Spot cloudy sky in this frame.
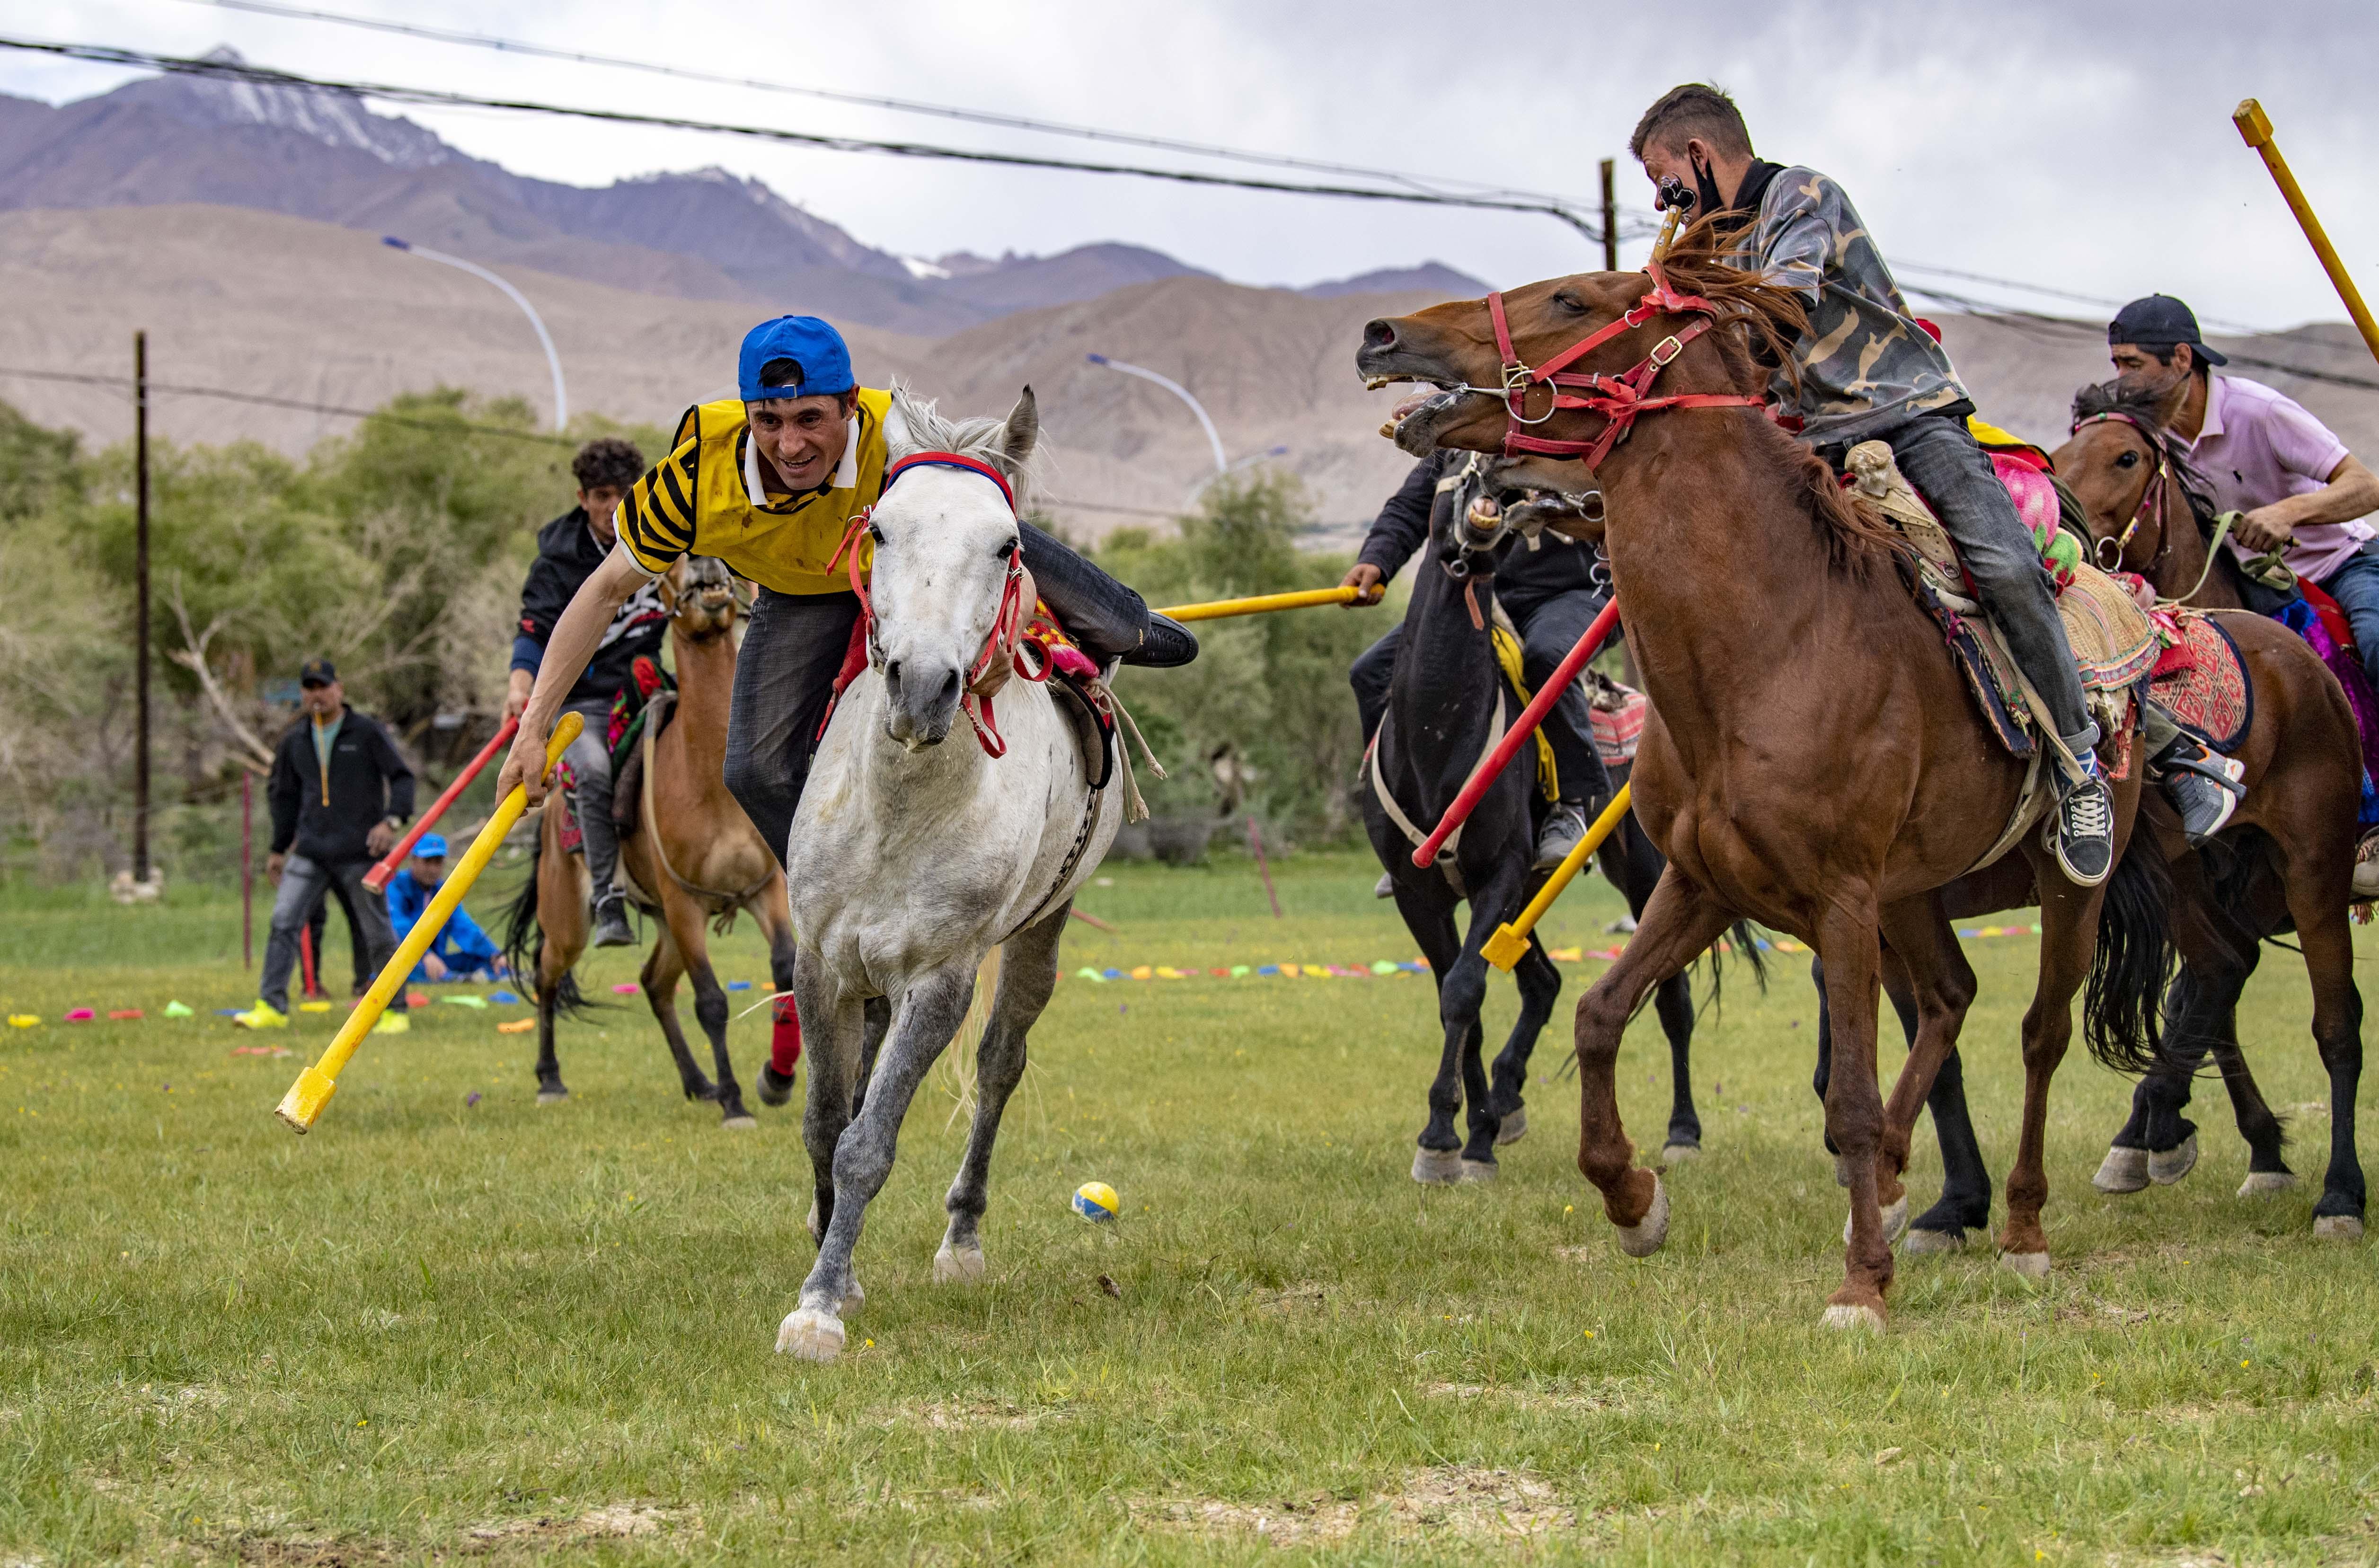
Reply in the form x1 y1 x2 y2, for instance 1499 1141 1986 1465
7 0 2378 332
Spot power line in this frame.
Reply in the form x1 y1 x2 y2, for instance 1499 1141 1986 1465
171 0 1619 213
0 364 579 443
1896 286 2379 394
0 35 1627 242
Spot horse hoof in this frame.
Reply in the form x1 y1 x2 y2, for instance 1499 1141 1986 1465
720 1112 758 1130
933 1242 986 1284
1457 1158 1498 1184
1615 1177 1669 1258
2092 1146 2149 1194
1661 1141 1701 1165
1494 1107 1528 1146
1843 1193 1910 1247
2313 1214 2365 1242
775 1306 845 1361
757 1063 795 1108
1412 1147 1463 1185
2236 1171 2297 1197
2148 1131 2198 1186
1820 1303 1885 1333
536 1085 569 1105
1998 1250 2052 1280
1902 1226 1968 1255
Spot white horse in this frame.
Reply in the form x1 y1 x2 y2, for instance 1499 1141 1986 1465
775 384 1125 1363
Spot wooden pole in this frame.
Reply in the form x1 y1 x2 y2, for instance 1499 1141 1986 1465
241 768 253 970
1156 585 1363 623
133 330 151 884
1482 784 1631 971
1599 158 1619 272
2234 99 2379 367
1246 814 1282 919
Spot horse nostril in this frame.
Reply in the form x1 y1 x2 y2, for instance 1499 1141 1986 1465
1363 319 1397 351
937 669 961 707
884 659 902 693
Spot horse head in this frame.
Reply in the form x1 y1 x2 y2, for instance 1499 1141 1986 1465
2051 379 2218 577
869 382 1038 750
662 555 740 642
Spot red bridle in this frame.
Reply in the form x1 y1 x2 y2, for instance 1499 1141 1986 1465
1481 261 1765 467
829 450 1045 758
2069 411 2174 573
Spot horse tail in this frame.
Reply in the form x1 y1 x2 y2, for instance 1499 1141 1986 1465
2083 830 2176 1075
499 818 597 1021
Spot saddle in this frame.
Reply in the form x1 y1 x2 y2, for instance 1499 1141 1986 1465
1583 669 1647 765
610 687 676 838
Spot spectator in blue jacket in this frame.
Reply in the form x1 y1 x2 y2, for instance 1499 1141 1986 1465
384 834 506 984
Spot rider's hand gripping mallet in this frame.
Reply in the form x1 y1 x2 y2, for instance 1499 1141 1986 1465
1156 585 1366 622
1480 784 1632 972
274 712 582 1135
362 716 519 892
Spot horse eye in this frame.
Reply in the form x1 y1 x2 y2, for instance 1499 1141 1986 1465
996 537 1018 561
2115 451 2138 468
867 521 884 544
1552 292 1586 315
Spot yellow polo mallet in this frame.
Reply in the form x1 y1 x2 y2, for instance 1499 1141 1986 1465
274 711 583 1134
2235 99 2379 368
1157 585 1366 623
1480 783 1632 972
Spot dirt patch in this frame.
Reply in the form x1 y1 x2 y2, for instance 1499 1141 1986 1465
895 1400 1064 1432
230 1503 691 1563
1422 1380 1622 1414
1141 1496 1361 1547
1555 1246 1596 1263
1250 1282 1334 1314
1139 1465 1573 1545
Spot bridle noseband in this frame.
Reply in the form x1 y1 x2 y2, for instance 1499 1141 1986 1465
830 450 1044 758
1472 261 1766 467
2070 411 2173 573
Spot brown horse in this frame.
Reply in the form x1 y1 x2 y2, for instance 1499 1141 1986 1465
503 555 796 1126
1357 224 2174 1328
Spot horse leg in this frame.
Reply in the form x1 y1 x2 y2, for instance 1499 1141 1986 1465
532 829 587 1105
1486 932 1563 1148
1862 898 1979 1254
1654 974 1701 1160
1452 861 1532 1174
1392 879 1471 1184
937 903 1068 1283
651 884 750 1127
639 918 716 1104
2283 879 2367 1238
1907 1045 1996 1249
1998 861 2108 1278
753 888 801 1108
1575 867 1736 1253
790 959 864 1253
778 959 976 1362
851 995 892 1121
1813 895 1893 1331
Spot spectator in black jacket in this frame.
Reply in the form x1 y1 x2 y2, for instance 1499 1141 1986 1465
1342 452 1612 877
506 437 666 948
234 658 416 1031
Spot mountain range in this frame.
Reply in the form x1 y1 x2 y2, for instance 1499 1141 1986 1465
0 52 1487 335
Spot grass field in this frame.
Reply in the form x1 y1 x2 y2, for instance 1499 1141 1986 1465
2 850 2376 1565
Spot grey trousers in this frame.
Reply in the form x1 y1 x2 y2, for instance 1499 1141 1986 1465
261 854 401 1015
560 696 620 896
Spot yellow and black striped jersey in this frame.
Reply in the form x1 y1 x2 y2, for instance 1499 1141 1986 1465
616 388 890 595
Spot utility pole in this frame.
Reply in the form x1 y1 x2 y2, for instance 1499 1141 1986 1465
1599 159 1619 271
133 330 152 885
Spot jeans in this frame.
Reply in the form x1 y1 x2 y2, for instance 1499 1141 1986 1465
2317 540 2379 698
261 854 401 1015
559 696 620 897
725 521 1153 867
1885 413 2097 758
1349 586 1614 805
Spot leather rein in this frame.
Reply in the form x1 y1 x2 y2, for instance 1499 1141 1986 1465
1473 261 1766 466
829 450 1047 758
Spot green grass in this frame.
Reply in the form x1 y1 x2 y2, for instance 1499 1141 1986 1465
3 851 2376 1565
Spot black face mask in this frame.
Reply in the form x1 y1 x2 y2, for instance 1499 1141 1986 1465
1690 152 1728 215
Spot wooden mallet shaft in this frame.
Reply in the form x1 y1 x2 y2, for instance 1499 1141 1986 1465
1157 585 1364 622
363 716 519 892
275 712 581 1135
1482 784 1632 972
2234 99 2379 369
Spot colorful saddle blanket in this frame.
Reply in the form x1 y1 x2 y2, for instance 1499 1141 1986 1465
2148 609 2252 754
1583 670 1647 765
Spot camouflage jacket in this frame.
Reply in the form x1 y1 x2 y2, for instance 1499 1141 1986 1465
1724 166 1968 445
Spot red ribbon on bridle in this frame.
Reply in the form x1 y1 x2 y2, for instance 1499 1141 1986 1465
1479 260 1765 467
828 450 1044 758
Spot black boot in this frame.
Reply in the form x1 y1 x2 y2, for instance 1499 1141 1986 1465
1121 612 1199 669
2151 733 2246 845
590 891 636 949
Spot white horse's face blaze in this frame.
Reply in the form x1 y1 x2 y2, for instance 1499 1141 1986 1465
868 467 1019 749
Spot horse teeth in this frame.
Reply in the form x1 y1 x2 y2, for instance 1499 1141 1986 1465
1365 375 1400 391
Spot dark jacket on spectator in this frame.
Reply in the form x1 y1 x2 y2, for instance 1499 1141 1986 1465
267 706 415 864
1354 452 1601 618
511 509 670 708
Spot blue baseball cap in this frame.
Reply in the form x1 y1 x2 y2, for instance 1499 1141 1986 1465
739 316 855 403
412 834 449 859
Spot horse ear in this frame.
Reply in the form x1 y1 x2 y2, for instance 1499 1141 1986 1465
883 399 913 457
1000 386 1039 469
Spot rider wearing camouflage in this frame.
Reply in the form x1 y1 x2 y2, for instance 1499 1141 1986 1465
1631 83 2118 883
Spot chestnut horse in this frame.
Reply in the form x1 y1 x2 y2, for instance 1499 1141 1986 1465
502 555 797 1126
1357 222 2176 1327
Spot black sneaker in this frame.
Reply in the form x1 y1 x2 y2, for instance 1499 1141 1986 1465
2153 736 2246 844
1121 612 1199 669
1533 802 1592 871
590 892 637 949
2050 774 2115 887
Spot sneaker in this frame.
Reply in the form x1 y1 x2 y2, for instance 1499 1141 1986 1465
2050 774 2115 887
230 1000 289 1030
1373 872 1396 899
371 1012 411 1037
591 893 637 950
2152 736 2246 845
2355 856 2379 900
1533 802 1592 871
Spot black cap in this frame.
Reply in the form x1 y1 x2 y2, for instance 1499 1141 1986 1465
298 656 338 687
2108 294 2227 366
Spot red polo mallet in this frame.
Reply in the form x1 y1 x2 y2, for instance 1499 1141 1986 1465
363 718 519 892
1410 597 1622 869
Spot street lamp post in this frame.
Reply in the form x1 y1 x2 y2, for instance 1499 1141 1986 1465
1186 444 1290 504
382 237 568 432
1084 352 1225 473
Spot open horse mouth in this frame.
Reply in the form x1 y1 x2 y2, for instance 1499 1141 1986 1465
1358 319 1490 457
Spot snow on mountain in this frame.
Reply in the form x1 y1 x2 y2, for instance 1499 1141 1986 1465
141 47 457 169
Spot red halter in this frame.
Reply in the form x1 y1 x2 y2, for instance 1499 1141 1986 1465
1482 261 1765 467
828 451 1044 758
2069 411 2175 573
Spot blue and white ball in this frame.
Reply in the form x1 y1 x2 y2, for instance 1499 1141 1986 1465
1071 1180 1120 1222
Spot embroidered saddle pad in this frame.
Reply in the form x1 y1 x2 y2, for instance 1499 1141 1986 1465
2149 609 2252 754
1584 669 1647 765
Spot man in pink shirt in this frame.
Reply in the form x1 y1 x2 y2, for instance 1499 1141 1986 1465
2109 295 2379 692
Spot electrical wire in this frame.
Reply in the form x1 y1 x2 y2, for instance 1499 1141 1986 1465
0 364 579 444
0 35 1627 242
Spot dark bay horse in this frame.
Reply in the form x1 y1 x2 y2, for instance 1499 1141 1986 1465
1359 223 2177 1327
503 556 797 1126
1817 383 2365 1246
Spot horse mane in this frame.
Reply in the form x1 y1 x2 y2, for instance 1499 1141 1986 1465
2071 379 2222 536
885 379 1043 497
1645 216 1906 577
